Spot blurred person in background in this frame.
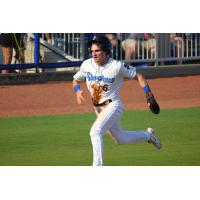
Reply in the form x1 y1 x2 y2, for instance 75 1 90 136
105 33 125 60
0 33 13 74
0 33 26 74
170 33 184 65
121 33 156 64
45 33 53 44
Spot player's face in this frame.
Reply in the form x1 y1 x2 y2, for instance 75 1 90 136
91 44 107 66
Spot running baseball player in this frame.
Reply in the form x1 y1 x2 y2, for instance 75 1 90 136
72 35 161 166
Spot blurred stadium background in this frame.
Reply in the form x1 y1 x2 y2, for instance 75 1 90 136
1 33 200 84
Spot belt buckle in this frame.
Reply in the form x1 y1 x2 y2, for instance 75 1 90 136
104 100 110 106
93 99 112 107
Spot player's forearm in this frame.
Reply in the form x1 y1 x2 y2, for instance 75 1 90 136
72 79 81 91
72 79 80 87
135 73 148 88
72 79 84 104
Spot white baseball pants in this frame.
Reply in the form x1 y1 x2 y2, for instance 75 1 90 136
90 100 151 166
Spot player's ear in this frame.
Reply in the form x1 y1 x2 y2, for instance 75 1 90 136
88 47 92 54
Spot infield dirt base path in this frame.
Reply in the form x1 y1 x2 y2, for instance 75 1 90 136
0 75 200 118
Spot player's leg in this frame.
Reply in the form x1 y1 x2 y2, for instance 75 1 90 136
89 101 123 166
109 121 150 144
109 122 161 149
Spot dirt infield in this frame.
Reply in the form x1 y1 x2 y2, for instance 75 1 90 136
0 75 200 118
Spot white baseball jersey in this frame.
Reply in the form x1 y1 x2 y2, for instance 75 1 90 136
73 57 137 105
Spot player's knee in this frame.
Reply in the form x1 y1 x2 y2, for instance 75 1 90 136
89 124 103 138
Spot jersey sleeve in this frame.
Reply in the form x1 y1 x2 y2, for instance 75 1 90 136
118 61 137 79
73 62 86 82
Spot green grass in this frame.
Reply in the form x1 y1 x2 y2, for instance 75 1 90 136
0 107 200 166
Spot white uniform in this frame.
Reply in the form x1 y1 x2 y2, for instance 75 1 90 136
73 57 151 166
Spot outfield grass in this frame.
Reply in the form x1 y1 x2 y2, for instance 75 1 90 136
0 107 200 166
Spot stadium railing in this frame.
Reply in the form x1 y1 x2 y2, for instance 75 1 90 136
0 33 200 73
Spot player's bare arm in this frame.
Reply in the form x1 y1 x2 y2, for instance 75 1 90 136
135 72 148 88
135 72 160 114
135 72 153 96
72 79 85 105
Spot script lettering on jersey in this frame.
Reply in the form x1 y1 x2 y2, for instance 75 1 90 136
87 72 115 83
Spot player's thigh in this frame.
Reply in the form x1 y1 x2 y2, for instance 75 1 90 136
93 102 123 134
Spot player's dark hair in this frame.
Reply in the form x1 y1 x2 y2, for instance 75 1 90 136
88 35 112 55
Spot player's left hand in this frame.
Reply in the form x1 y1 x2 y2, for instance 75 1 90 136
146 92 160 114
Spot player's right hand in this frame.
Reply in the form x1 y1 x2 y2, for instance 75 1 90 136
76 90 85 104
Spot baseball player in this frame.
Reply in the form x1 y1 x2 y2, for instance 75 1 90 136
72 35 161 166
